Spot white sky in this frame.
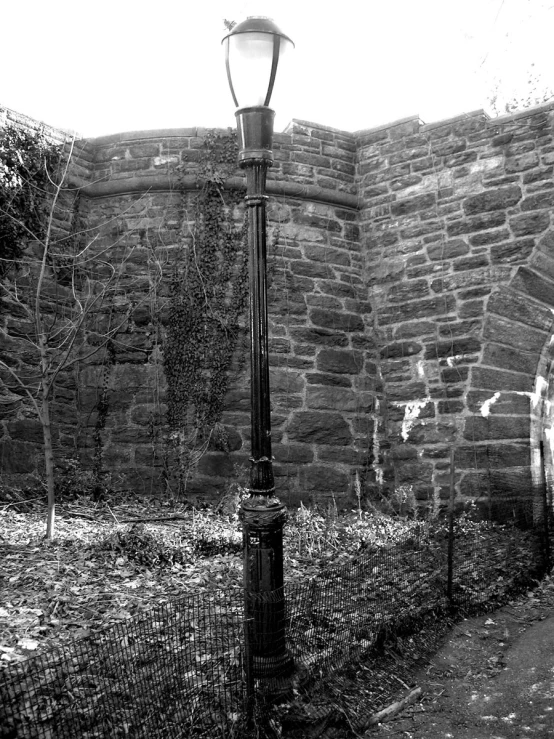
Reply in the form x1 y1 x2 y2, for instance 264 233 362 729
1 0 553 138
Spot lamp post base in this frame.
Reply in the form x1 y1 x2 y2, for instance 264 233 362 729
241 496 293 679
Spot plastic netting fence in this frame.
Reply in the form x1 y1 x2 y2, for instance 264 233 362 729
1 492 551 739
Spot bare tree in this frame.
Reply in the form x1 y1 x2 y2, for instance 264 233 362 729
0 130 151 538
488 64 554 116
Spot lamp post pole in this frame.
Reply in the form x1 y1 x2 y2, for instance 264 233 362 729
222 18 294 680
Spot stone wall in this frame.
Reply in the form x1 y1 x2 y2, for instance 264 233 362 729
2 102 554 513
358 106 554 515
70 122 372 504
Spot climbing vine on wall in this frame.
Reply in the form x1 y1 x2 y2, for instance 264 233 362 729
163 130 249 494
0 123 61 278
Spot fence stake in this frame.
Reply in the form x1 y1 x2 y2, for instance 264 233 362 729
447 446 455 604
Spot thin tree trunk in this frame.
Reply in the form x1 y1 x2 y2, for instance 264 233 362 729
42 383 56 540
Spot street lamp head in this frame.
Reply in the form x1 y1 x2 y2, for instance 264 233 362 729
222 16 294 110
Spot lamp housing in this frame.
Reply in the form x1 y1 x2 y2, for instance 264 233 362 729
222 16 294 109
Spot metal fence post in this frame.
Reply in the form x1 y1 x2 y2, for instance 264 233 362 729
447 446 456 604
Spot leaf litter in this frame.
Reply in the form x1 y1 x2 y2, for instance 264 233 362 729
0 494 548 738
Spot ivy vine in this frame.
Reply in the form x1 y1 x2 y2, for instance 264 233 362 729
93 339 116 484
0 123 61 278
163 130 249 495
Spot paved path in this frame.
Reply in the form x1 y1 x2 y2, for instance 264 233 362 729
373 579 554 738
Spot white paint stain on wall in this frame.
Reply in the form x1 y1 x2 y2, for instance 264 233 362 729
372 397 384 485
530 375 548 409
402 399 429 441
480 376 549 418
480 392 500 417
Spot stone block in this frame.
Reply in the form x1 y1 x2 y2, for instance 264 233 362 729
469 229 510 246
425 337 481 359
0 440 39 473
110 427 153 444
268 338 292 354
431 139 466 157
286 411 352 445
272 444 314 463
505 152 540 172
510 266 554 307
390 174 423 191
463 185 521 215
391 443 418 461
289 260 335 279
438 399 465 414
303 244 351 267
509 211 550 236
440 366 470 384
490 238 535 264
459 300 484 318
380 341 422 359
447 211 506 236
309 309 364 332
269 369 305 394
453 254 490 271
427 239 469 260
317 447 367 465
455 443 529 470
466 390 530 416
306 372 352 387
290 327 349 347
103 445 132 466
318 280 358 299
390 192 436 216
380 295 456 325
482 342 539 375
197 453 235 478
316 348 363 374
393 321 436 339
129 404 166 426
522 166 553 184
7 419 44 444
387 279 430 303
488 288 553 331
520 189 554 211
431 266 511 294
471 366 533 393
463 415 531 441
536 228 554 260
129 144 160 158
492 133 513 147
386 381 427 402
298 464 349 492
406 421 459 445
307 386 373 411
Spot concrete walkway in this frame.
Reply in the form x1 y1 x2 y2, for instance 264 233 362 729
373 579 554 738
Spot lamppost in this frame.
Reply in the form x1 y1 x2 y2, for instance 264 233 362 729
222 17 294 680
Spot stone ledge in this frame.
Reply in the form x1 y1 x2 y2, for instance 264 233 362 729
71 173 361 210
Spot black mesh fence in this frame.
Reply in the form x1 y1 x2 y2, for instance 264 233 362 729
2 486 552 739
0 590 247 739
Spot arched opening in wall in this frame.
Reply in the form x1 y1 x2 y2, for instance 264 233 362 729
532 332 554 524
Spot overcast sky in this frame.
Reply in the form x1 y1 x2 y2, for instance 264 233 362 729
2 0 552 138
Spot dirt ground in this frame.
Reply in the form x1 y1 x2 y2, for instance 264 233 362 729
373 577 554 738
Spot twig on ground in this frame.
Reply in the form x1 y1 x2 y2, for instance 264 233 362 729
105 503 120 525
1 498 44 510
364 687 422 729
119 516 190 523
